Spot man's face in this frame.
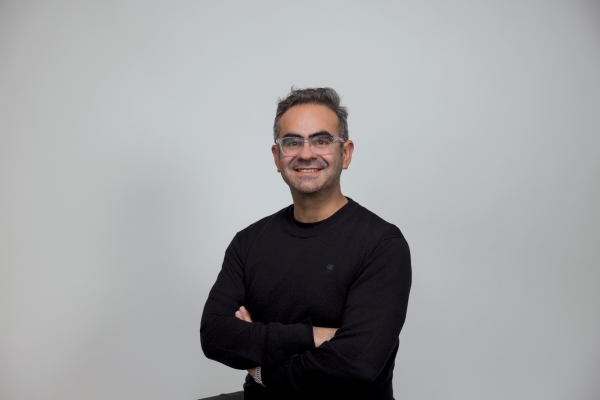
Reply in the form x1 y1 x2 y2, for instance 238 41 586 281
272 104 353 196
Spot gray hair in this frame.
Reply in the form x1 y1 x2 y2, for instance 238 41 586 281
273 87 349 142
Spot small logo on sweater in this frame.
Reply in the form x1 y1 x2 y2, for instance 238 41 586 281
326 264 334 272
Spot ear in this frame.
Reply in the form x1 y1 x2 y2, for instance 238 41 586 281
342 139 354 170
271 144 281 172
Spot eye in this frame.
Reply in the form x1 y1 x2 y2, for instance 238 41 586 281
312 136 333 147
282 138 302 147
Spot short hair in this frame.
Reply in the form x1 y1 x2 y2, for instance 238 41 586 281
273 87 349 142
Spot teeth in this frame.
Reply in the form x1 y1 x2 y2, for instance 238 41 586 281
297 169 319 172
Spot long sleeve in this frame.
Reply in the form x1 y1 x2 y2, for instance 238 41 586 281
260 236 411 393
200 233 315 370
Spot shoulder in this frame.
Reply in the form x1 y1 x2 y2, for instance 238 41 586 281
348 201 411 278
349 199 407 245
229 205 288 251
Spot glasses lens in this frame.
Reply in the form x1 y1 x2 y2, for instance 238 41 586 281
280 137 304 155
310 135 334 155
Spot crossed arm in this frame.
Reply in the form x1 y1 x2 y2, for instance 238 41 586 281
234 306 338 378
201 235 411 392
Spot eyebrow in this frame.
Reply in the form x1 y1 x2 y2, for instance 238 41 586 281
282 131 332 138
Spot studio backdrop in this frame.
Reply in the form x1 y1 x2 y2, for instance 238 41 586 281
1 1 599 399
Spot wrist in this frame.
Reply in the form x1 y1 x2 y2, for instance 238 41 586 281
252 366 265 387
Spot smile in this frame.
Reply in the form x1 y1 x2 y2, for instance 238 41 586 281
295 168 321 172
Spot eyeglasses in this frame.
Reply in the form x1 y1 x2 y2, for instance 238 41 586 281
275 135 345 156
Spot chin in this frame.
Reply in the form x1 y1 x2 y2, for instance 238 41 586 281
291 183 321 194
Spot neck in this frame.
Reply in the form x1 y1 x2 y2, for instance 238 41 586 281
291 185 348 223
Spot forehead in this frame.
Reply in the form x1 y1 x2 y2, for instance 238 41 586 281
278 104 339 138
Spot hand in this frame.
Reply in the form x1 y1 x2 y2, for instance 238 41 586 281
313 326 338 347
234 307 257 376
235 306 253 323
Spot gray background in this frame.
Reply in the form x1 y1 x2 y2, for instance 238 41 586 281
1 1 599 399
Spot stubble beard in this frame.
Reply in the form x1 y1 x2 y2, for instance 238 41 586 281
282 156 342 197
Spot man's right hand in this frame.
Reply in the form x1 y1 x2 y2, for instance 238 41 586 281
235 306 253 323
234 306 338 347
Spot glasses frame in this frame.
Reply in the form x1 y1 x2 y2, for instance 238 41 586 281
275 135 346 156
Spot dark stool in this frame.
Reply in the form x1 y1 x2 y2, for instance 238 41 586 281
198 391 244 400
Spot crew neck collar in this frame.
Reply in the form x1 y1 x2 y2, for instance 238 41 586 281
281 197 357 238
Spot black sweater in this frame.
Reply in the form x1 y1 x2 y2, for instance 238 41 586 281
200 198 411 400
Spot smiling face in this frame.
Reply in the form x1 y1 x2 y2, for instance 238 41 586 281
272 103 353 197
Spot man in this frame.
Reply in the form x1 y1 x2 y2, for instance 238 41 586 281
200 87 411 399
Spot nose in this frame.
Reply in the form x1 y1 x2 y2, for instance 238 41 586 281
297 139 317 159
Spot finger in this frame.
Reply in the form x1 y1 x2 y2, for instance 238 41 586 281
241 306 253 322
241 310 252 322
235 311 243 320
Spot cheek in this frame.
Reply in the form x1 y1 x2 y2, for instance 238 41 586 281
325 155 342 169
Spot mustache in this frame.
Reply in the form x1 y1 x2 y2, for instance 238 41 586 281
289 159 328 169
